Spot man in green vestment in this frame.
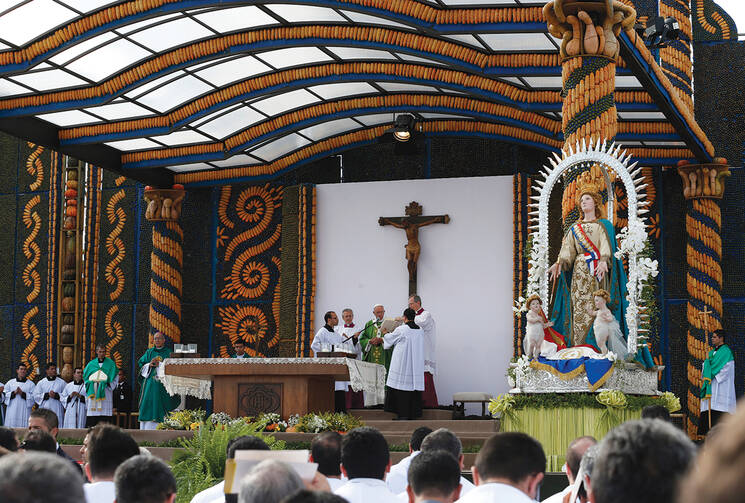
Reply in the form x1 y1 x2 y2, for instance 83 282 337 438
698 330 735 435
359 305 393 407
137 332 179 430
83 344 118 427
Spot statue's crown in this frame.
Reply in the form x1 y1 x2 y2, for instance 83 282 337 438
575 172 603 199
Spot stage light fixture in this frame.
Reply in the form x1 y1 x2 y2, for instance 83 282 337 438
643 16 680 48
386 114 416 142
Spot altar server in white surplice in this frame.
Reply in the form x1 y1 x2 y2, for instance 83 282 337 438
383 308 424 420
3 363 36 428
61 367 87 428
312 310 361 412
34 362 67 427
409 295 438 407
338 308 364 409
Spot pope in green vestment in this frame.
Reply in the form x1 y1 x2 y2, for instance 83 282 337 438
359 306 393 373
138 332 179 424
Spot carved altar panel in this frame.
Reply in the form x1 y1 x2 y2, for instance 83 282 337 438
238 383 282 416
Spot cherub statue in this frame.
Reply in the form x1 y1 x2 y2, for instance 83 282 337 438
589 289 628 359
524 294 555 360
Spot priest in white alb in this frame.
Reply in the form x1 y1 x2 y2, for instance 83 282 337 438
3 362 36 428
34 362 67 427
61 366 87 428
383 307 424 420
338 308 364 409
409 295 438 407
311 311 361 412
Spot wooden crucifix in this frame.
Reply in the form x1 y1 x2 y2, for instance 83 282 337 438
379 201 450 296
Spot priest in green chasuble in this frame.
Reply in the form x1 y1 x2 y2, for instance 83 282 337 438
137 331 179 430
359 304 392 406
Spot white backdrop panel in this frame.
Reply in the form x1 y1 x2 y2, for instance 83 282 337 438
315 176 514 411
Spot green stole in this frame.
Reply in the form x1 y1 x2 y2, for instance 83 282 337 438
83 357 118 400
359 319 392 371
700 344 734 399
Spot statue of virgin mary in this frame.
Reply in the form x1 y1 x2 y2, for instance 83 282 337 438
547 177 654 368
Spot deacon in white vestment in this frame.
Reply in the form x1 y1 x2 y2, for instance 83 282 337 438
34 362 67 427
336 478 399 503
459 482 535 503
61 367 87 428
383 309 424 420
311 310 361 412
409 295 438 407
3 363 36 428
386 450 420 494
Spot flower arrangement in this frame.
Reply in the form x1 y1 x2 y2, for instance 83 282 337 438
658 391 681 413
158 410 363 433
596 389 628 408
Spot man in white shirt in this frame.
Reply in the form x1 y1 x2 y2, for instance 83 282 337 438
459 432 545 503
311 311 361 412
543 436 596 503
406 450 463 503
387 426 433 494
409 295 438 407
190 435 270 503
3 363 36 428
34 362 67 427
310 431 346 491
83 423 141 503
335 426 399 503
233 339 250 359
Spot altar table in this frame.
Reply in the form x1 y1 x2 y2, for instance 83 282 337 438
160 357 385 418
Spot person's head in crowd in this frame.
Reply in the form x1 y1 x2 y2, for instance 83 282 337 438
409 426 433 453
576 444 600 503
239 459 304 503
640 405 671 422
710 329 725 348
117 369 126 384
228 435 270 459
73 367 84 384
310 431 342 478
45 362 58 380
679 405 745 503
407 450 462 503
324 311 338 327
114 454 176 503
472 432 545 500
29 408 60 439
421 428 464 469
233 339 246 357
340 426 390 480
20 430 57 453
15 362 27 381
96 343 107 361
0 452 84 503
80 428 92 465
565 436 596 484
0 427 18 452
280 489 349 503
86 424 140 483
590 419 695 503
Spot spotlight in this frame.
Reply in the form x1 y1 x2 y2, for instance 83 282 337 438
644 16 680 48
385 114 416 142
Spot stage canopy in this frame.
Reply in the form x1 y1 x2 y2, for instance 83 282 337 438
0 0 714 186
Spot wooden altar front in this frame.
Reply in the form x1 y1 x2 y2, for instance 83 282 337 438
163 359 351 418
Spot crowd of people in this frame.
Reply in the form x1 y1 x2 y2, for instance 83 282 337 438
0 400 743 503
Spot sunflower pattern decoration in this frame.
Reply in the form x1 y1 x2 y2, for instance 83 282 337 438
215 184 283 358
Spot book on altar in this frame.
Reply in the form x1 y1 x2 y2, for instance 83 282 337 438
223 450 317 493
380 318 403 333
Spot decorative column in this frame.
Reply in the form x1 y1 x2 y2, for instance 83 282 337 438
143 188 185 345
544 0 637 226
676 158 730 437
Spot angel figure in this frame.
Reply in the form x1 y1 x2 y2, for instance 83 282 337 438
524 294 566 360
590 289 628 359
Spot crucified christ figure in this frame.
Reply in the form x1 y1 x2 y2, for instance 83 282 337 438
379 202 450 295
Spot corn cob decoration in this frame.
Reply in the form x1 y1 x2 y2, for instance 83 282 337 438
296 185 316 357
144 187 186 345
660 0 693 112
676 159 730 437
